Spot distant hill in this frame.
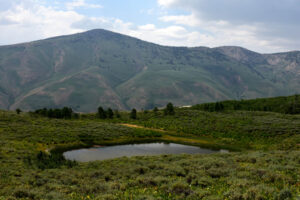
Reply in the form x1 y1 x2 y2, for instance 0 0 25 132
0 29 299 112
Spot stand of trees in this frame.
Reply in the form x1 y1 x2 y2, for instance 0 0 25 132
32 102 178 120
199 102 225 112
34 107 75 119
97 107 120 119
192 95 300 114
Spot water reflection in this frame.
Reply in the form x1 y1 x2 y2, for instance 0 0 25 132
64 143 226 162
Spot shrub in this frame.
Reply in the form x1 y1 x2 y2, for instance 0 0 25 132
206 167 229 178
14 189 35 199
275 189 292 200
243 185 275 200
33 151 77 170
194 176 213 187
134 167 148 175
169 181 191 195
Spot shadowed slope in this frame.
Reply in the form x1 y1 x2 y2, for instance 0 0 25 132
0 29 299 112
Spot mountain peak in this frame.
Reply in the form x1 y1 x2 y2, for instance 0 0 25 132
0 30 299 112
214 46 266 64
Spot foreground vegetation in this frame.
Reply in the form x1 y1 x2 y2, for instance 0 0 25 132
0 97 300 199
122 109 300 151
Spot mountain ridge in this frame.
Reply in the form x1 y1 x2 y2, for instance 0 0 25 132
2 29 300 54
0 29 299 112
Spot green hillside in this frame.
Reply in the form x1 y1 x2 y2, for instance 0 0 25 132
192 94 300 114
0 29 300 112
0 95 299 199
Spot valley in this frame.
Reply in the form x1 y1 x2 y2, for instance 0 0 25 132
0 96 299 199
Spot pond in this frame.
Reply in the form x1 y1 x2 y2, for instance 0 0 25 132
63 142 228 162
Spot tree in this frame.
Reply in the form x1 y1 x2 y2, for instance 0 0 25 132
16 108 22 115
53 109 62 119
233 102 241 110
164 102 175 115
214 102 224 112
47 109 54 118
107 108 114 119
114 110 121 118
41 108 48 117
73 113 80 119
62 107 73 119
153 107 159 113
130 108 137 119
203 104 210 111
98 106 106 119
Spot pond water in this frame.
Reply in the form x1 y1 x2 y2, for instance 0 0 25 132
63 142 228 162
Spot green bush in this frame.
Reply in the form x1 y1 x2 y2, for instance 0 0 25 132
169 181 191 195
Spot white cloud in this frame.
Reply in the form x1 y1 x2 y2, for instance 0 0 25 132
157 0 177 7
0 0 298 53
128 24 203 47
139 24 156 31
159 13 283 52
160 14 200 27
65 0 102 10
0 0 203 48
156 0 300 53
0 1 85 45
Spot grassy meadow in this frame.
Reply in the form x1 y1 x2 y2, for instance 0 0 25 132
0 97 299 199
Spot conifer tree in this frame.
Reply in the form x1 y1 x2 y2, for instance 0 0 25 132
164 102 175 115
130 108 137 119
98 106 107 119
107 108 114 119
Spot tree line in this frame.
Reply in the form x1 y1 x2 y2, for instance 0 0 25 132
192 95 300 114
97 102 175 120
30 102 176 120
97 107 120 119
34 107 78 119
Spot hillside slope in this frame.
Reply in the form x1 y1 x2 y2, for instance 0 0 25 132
0 29 299 112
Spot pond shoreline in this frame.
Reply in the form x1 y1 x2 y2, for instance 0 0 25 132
49 134 240 160
63 142 229 162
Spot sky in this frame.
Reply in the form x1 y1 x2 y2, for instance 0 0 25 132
0 0 299 53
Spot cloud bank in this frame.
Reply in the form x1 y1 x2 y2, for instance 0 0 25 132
157 0 300 52
0 0 299 53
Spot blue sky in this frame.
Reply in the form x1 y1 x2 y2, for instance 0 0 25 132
0 0 299 53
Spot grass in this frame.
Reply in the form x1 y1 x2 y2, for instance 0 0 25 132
119 109 300 151
0 106 299 199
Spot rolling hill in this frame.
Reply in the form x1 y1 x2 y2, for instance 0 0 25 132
0 29 299 112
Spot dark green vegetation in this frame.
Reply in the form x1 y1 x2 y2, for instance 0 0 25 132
0 96 299 199
193 95 300 114
130 108 137 119
164 103 175 115
34 107 76 119
124 110 300 152
97 107 115 119
0 29 300 112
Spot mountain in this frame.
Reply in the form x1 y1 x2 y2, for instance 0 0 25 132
0 29 299 112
